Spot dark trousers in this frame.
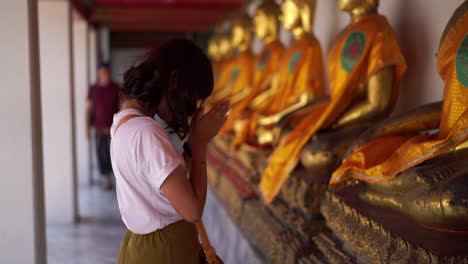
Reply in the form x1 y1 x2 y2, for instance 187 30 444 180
95 134 112 176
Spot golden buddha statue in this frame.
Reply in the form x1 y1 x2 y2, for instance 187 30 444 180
219 0 286 135
207 35 222 87
328 0 468 232
207 14 255 107
207 35 220 62
259 0 408 205
210 32 235 96
232 0 326 149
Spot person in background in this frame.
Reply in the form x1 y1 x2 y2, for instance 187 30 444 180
86 62 121 190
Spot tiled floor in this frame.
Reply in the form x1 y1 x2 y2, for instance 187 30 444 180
47 184 262 264
47 184 126 264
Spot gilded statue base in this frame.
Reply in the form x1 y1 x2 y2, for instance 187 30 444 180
212 135 268 185
207 141 326 263
207 142 257 222
266 196 327 242
321 188 468 264
312 232 357 264
266 124 372 231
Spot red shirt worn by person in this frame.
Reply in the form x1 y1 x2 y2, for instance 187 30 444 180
88 82 121 131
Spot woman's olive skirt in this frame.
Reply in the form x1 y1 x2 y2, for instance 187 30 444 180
117 220 202 264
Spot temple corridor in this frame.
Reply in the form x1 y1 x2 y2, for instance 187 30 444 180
2 0 468 263
47 185 125 264
47 183 262 264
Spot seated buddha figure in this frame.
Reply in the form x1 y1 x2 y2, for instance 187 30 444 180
206 14 255 107
210 32 235 98
259 0 407 206
328 0 468 233
232 0 326 152
219 0 286 135
207 34 222 90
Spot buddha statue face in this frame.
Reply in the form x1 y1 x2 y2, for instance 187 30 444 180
280 0 301 31
207 36 220 61
280 0 315 37
218 34 233 60
336 0 378 13
254 2 280 44
231 14 253 52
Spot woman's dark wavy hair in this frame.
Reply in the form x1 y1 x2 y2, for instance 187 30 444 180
122 38 213 139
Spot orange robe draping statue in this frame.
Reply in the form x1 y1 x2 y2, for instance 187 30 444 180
330 11 468 186
220 40 285 134
260 14 407 204
212 59 233 94
209 33 235 97
209 51 255 107
212 63 227 94
226 50 255 100
232 35 325 147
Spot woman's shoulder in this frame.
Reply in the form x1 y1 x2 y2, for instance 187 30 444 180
112 110 164 138
132 117 171 142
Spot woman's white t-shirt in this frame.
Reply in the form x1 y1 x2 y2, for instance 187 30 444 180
110 108 184 234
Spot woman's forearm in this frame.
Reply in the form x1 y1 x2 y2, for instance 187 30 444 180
189 143 208 213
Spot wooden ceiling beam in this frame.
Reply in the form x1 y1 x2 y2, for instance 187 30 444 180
108 22 209 32
91 0 246 10
90 8 226 23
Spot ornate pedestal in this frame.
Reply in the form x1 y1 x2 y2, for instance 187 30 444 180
207 141 326 263
321 186 468 264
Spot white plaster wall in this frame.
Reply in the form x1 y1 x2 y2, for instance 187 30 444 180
88 28 98 184
0 0 46 263
100 27 111 62
110 47 149 85
250 0 465 115
73 17 89 185
377 0 465 114
89 29 98 84
38 1 78 224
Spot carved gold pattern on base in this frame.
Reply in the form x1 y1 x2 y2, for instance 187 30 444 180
214 171 245 222
208 140 327 263
241 200 298 264
279 173 328 216
312 233 355 264
321 192 468 264
266 198 326 242
298 255 326 264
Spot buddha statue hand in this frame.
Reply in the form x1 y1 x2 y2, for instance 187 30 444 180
360 159 468 231
344 101 442 159
300 124 371 175
270 96 330 145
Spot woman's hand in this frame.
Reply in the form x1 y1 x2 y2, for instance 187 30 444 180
190 100 230 147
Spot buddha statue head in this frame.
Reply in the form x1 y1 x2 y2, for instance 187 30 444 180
254 1 281 44
218 33 234 60
280 0 316 39
231 13 253 53
337 0 378 22
207 35 221 61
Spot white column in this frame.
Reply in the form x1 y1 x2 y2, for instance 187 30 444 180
38 0 78 224
88 28 98 184
89 29 98 85
0 0 46 263
72 12 90 185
